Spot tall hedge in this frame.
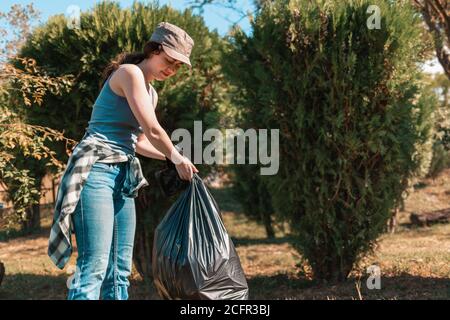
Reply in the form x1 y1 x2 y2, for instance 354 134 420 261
230 165 276 238
17 1 228 282
224 0 436 281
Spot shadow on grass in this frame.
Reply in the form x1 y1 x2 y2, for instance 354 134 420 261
247 273 450 300
0 273 69 300
0 273 158 300
0 225 51 243
231 236 294 246
2 272 448 300
208 186 244 214
413 182 428 190
397 221 450 231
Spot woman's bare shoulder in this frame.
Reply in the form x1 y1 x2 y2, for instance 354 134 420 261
117 64 143 76
109 64 144 97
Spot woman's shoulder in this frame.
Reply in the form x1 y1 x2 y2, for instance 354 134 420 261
114 63 138 71
109 64 147 98
112 64 144 84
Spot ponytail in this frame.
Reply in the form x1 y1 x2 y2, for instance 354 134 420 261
99 41 163 90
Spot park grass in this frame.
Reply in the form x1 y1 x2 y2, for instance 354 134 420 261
0 169 449 300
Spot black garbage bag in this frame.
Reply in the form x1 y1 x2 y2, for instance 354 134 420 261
152 173 249 300
154 156 190 197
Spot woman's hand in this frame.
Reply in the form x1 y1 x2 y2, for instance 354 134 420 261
175 156 199 181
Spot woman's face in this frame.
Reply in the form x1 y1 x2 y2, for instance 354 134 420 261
150 49 183 81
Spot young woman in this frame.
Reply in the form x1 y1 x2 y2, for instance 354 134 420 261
48 22 198 300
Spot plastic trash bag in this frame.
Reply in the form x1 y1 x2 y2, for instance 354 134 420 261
152 173 249 300
154 156 190 197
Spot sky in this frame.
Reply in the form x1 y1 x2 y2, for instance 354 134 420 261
0 0 445 74
0 0 254 36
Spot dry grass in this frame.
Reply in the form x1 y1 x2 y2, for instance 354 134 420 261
227 215 449 300
222 169 450 300
0 169 449 300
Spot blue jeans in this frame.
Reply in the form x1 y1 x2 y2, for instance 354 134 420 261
67 161 136 300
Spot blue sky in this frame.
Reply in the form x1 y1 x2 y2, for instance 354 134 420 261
0 0 254 36
0 0 445 74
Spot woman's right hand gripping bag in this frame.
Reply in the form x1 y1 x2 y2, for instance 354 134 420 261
152 173 249 300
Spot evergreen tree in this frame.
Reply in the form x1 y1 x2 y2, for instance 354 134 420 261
224 0 436 281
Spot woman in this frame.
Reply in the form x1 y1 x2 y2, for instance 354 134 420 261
47 22 198 300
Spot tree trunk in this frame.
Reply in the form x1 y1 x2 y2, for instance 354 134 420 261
31 203 41 229
0 261 4 286
314 256 353 283
388 207 399 234
412 0 450 80
21 203 41 234
261 211 275 239
20 174 44 234
258 180 275 239
51 177 56 204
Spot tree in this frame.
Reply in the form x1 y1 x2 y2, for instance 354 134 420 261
231 165 276 238
189 0 450 78
225 0 436 282
0 4 75 233
412 0 450 79
425 72 450 177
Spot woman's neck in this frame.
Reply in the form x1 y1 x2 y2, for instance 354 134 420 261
136 60 154 83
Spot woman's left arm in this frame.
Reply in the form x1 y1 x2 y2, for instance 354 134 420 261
136 133 166 160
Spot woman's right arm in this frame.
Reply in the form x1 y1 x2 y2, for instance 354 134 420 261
116 65 198 180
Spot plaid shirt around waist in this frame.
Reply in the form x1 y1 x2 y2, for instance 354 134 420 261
47 133 149 269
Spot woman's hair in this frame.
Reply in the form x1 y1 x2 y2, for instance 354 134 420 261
99 41 163 90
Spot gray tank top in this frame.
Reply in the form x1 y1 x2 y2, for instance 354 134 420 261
86 71 158 155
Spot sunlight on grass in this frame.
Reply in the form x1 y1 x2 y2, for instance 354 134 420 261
0 170 449 299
